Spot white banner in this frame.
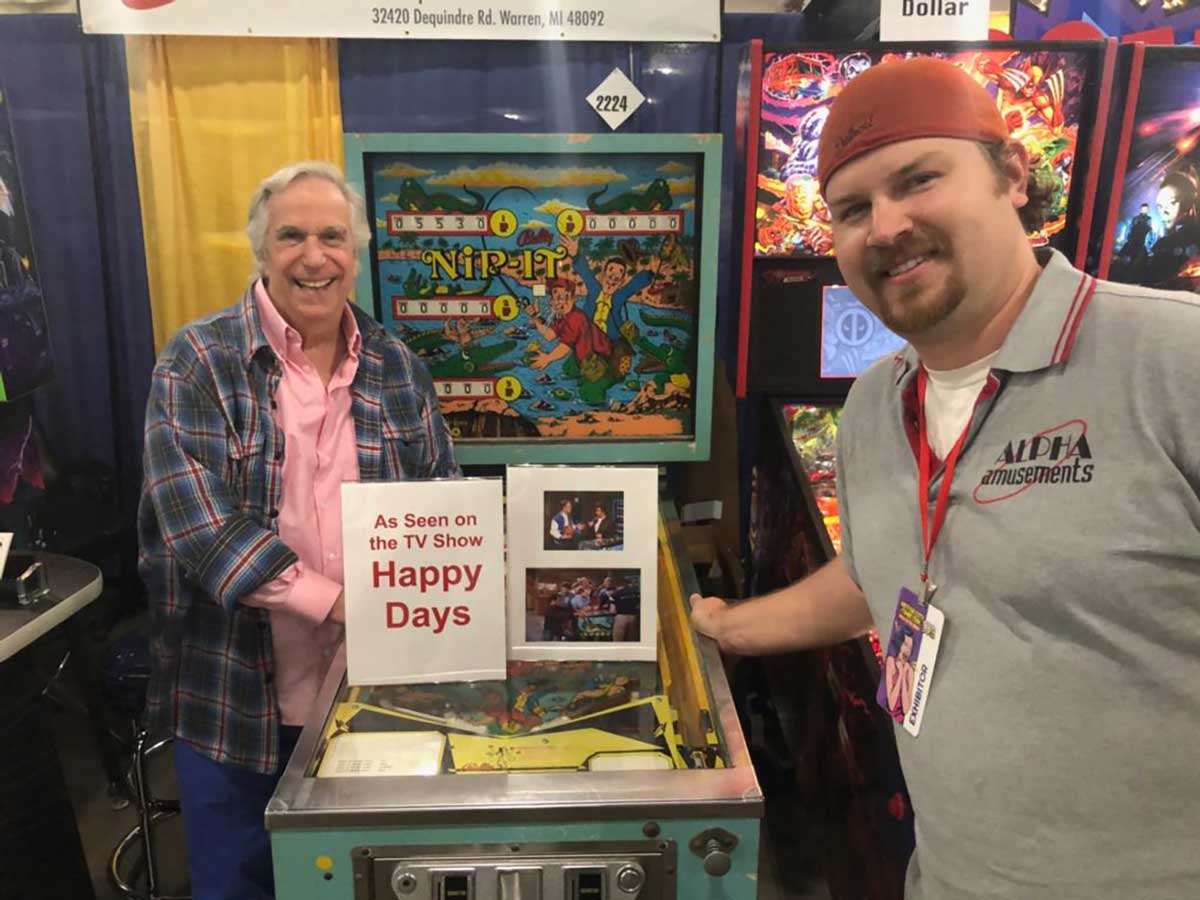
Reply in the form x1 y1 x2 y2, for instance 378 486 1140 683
341 479 506 686
80 0 720 41
880 0 989 41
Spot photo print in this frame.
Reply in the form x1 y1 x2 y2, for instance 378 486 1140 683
524 567 641 643
544 489 624 551
507 465 658 662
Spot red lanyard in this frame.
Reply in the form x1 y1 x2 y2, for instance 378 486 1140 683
916 367 970 584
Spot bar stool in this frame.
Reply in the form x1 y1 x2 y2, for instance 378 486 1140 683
101 631 190 900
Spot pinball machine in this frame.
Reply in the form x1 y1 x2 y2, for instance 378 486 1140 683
267 506 762 900
263 132 764 899
730 38 1116 898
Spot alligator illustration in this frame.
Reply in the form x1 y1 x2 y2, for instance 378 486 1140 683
445 410 541 439
428 340 518 379
635 336 692 390
396 178 485 213
586 178 673 213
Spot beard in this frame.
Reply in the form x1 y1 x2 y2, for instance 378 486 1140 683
862 231 967 337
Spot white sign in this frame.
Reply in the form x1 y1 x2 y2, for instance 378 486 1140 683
79 0 720 41
587 68 646 131
880 0 989 41
506 465 658 663
341 479 506 686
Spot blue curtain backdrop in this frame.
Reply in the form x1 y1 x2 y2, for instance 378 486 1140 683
0 15 154 515
0 13 818 541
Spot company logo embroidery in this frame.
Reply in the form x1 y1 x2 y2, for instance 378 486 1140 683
835 112 875 151
973 418 1094 505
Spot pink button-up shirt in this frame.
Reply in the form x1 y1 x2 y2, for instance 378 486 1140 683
242 281 361 726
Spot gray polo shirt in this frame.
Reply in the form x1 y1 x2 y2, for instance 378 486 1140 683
837 248 1200 900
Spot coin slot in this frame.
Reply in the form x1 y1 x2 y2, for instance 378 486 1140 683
566 869 605 900
436 871 473 900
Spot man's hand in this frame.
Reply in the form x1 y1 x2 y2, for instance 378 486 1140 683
560 233 578 257
689 593 730 645
684 558 873 657
531 350 556 370
329 591 346 625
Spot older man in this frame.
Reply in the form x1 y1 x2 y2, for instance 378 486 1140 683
139 161 456 899
692 59 1200 899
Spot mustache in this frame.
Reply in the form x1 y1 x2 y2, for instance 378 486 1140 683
867 236 942 274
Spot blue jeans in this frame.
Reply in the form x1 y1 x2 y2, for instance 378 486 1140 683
173 727 302 900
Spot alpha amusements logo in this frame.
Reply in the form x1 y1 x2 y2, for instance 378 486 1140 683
973 418 1094 505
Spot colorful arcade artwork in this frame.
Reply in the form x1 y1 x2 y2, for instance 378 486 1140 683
0 88 53 402
754 45 1096 258
1011 0 1200 46
347 134 719 464
1107 49 1200 291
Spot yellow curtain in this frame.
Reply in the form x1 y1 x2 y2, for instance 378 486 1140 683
125 36 343 351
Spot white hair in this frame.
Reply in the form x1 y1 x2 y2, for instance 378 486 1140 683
245 161 372 276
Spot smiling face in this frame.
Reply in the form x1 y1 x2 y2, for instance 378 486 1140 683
899 633 914 663
600 259 629 294
261 175 358 339
824 137 1030 342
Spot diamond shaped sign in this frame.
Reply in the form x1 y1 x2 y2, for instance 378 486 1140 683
586 68 645 131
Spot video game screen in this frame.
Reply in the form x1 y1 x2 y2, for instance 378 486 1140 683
754 44 1098 259
357 140 714 460
820 285 906 379
1106 49 1200 291
0 89 52 402
745 261 907 399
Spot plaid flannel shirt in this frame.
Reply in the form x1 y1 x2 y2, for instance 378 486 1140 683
138 285 457 773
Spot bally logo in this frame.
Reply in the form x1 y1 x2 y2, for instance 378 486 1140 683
973 418 1095 505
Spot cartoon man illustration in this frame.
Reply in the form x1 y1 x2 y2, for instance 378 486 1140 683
560 232 654 343
524 277 611 374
